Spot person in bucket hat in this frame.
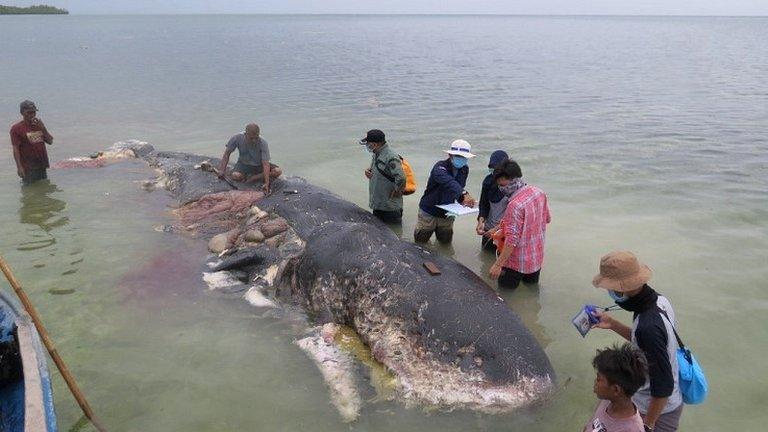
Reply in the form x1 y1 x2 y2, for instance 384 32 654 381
10 100 54 184
591 251 684 432
414 139 477 244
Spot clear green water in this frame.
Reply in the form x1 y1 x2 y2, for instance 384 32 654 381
1 14 767 431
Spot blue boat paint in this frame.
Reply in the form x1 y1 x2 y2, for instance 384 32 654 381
0 290 58 432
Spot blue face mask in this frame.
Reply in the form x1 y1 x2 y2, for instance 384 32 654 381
452 156 467 169
608 290 629 303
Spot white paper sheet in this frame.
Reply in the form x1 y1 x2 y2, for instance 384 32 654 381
435 202 479 216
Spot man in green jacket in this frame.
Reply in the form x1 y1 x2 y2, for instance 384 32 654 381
361 129 405 224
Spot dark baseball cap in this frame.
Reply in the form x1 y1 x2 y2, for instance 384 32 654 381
20 100 37 112
359 129 386 145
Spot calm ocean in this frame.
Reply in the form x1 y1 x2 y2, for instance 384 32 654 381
0 14 766 431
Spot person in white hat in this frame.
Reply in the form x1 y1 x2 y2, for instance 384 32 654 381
414 139 477 243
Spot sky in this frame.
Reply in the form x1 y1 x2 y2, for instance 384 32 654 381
3 0 768 16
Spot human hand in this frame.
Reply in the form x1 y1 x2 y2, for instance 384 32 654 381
591 310 614 330
31 117 45 130
475 221 485 236
262 182 271 194
364 168 372 179
484 226 498 238
640 416 654 432
17 167 25 179
489 263 503 280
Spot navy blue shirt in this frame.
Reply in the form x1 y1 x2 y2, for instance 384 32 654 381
478 174 505 221
418 159 469 218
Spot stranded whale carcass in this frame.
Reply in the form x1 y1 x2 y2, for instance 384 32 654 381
62 142 555 419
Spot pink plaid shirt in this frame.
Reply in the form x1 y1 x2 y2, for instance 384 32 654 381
502 185 551 274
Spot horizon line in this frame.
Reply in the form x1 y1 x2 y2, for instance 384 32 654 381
6 12 768 18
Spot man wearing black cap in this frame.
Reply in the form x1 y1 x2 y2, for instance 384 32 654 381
361 129 406 224
10 100 54 184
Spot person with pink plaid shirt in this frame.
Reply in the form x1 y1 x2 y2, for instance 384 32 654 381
488 159 551 289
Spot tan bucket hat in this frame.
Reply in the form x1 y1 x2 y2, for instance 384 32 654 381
592 251 652 292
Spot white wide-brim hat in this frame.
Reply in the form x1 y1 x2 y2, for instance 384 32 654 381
444 139 476 159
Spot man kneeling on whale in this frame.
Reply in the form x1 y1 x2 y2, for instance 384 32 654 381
218 123 282 192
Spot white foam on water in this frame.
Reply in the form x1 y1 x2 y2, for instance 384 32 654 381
244 287 278 308
201 271 243 291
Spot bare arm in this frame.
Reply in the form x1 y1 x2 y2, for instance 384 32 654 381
262 159 271 192
489 242 514 279
10 130 25 177
489 218 515 279
33 119 53 144
12 144 25 178
218 148 232 177
493 242 514 269
642 397 669 430
476 216 486 235
42 126 53 144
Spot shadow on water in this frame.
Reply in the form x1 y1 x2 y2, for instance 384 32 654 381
16 180 82 293
17 180 69 251
66 415 90 432
499 283 552 349
477 247 553 349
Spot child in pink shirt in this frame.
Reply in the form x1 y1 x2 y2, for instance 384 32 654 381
585 344 648 432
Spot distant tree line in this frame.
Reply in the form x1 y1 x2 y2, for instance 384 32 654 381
0 4 69 14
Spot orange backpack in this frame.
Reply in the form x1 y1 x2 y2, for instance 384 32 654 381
375 155 417 196
399 157 417 195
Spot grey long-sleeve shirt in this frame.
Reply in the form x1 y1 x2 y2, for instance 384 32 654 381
368 144 405 212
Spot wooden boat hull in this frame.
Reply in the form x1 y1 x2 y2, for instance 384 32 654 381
0 291 57 432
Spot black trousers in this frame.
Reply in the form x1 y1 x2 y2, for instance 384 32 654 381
373 209 403 224
498 268 540 289
22 168 47 184
481 236 497 253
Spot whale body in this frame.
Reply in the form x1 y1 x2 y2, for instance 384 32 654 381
66 142 555 414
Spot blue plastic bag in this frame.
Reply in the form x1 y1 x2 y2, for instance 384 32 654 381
677 346 708 404
661 311 709 405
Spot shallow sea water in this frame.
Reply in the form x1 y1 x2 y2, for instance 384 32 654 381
0 14 767 431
